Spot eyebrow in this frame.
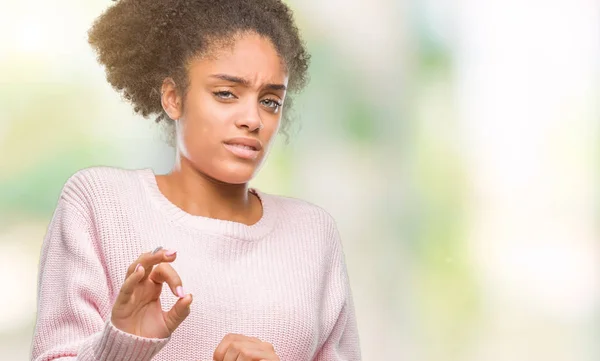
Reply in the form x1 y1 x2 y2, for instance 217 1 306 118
209 74 287 91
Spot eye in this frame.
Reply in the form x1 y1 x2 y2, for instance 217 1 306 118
213 91 236 99
261 98 282 112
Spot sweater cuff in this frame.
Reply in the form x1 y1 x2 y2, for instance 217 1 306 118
89 319 170 361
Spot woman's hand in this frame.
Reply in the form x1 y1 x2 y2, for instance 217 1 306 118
213 333 280 361
111 247 193 339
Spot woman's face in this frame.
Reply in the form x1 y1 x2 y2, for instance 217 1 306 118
163 32 288 184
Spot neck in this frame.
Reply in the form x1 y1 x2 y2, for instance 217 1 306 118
157 157 261 225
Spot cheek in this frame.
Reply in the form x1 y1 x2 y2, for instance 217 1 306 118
263 114 282 139
179 99 238 162
182 119 218 158
182 97 222 138
264 123 279 143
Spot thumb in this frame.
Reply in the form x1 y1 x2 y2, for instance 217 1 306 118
164 293 193 333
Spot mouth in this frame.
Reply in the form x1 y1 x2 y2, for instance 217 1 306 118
222 139 262 160
224 143 258 151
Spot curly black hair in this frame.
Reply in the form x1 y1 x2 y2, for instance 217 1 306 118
88 0 310 144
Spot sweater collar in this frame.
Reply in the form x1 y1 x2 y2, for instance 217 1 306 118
137 168 278 241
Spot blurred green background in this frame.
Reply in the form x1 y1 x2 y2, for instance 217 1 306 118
1 0 599 360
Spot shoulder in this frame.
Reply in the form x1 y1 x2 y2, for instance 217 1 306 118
59 166 142 210
260 191 340 240
66 165 140 184
62 165 140 194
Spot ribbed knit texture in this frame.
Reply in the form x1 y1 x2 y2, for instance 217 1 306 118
30 166 361 361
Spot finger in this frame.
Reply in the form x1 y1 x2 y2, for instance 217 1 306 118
213 334 241 361
125 247 178 278
214 335 262 361
115 263 145 304
222 343 270 361
148 263 184 298
163 293 193 333
260 341 275 351
222 346 240 361
259 341 279 361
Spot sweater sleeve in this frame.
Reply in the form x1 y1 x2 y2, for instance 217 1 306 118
313 220 362 361
30 178 170 361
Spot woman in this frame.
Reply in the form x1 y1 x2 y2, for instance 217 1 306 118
30 0 361 360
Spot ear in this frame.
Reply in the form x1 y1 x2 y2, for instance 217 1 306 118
161 77 183 120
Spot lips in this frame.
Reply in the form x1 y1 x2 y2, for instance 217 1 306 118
227 143 257 151
223 137 263 160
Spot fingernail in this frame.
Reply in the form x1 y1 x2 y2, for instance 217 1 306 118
176 286 185 298
151 246 163 255
134 263 142 272
165 249 177 256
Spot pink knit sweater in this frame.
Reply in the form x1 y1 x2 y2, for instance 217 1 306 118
30 166 361 361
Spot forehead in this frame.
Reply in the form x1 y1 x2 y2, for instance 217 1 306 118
188 32 288 85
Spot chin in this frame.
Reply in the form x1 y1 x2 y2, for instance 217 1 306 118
216 173 253 185
207 162 259 185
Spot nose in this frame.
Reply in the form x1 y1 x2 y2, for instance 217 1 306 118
234 101 263 132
